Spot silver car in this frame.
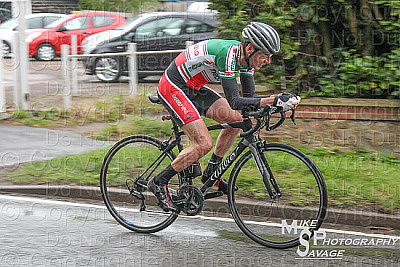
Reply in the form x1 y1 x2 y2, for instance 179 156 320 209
0 13 67 56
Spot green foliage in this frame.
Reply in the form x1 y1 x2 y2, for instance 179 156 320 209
79 0 154 13
210 0 400 98
210 0 298 90
6 148 108 185
10 110 30 119
313 49 400 98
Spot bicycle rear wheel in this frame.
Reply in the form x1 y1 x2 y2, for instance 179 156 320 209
100 135 179 233
228 143 327 249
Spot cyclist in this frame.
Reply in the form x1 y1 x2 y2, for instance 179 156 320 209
148 22 301 212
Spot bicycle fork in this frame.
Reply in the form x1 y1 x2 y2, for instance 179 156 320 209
248 141 282 200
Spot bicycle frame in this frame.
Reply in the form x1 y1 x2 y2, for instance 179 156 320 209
101 97 327 248
154 116 281 200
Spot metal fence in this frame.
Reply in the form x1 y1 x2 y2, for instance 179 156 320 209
61 42 186 109
0 33 189 112
0 0 30 114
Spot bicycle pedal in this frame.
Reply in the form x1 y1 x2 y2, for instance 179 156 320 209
130 190 145 200
204 191 224 200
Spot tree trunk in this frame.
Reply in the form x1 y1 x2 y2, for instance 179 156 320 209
346 5 360 52
319 20 333 68
360 0 373 56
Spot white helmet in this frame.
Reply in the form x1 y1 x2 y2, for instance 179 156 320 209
242 22 280 55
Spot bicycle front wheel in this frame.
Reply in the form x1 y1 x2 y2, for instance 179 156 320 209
228 143 327 249
100 135 179 233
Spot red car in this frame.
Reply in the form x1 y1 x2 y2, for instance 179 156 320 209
26 12 126 60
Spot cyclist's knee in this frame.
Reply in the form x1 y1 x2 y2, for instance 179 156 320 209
233 111 244 122
207 102 243 123
194 136 213 156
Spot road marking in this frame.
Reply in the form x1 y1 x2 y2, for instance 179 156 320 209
0 194 107 210
1 194 399 240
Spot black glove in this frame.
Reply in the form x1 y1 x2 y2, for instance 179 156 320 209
273 93 301 112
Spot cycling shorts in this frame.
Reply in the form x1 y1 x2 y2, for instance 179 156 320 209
157 72 222 127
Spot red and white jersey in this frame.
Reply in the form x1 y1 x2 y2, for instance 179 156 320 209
173 39 254 90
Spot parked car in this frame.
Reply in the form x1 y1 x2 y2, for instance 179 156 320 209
0 1 12 23
0 13 67 55
26 11 126 61
82 12 219 82
81 13 155 55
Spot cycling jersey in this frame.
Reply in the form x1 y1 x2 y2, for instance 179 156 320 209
158 39 263 127
172 39 254 90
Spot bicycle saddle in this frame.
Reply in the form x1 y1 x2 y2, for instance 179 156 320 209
148 94 161 104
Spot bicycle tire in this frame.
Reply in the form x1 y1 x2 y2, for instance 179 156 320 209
228 143 327 249
100 135 179 233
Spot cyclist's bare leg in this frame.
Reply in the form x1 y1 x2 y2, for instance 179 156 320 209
169 98 241 172
150 98 241 209
206 98 242 157
170 119 213 172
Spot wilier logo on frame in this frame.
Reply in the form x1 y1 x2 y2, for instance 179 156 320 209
281 220 399 260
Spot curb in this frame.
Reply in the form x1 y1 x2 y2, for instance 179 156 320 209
0 185 399 230
0 113 11 120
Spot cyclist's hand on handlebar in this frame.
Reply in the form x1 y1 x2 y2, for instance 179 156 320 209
273 93 301 112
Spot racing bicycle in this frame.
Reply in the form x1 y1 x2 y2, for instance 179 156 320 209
100 95 328 249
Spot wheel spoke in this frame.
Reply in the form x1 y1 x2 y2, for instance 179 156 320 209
228 143 327 249
95 57 120 81
37 44 55 61
100 135 179 233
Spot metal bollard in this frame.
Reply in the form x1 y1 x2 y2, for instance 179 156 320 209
61 45 71 110
128 43 138 96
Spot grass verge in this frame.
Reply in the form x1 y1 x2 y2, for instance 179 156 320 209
2 95 399 213
4 137 400 213
6 94 165 128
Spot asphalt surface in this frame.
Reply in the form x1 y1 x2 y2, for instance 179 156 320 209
0 124 111 167
1 194 399 266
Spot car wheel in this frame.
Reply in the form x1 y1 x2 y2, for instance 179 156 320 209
36 43 56 61
94 57 121 82
2 41 11 56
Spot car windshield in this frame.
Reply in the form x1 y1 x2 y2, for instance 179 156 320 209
0 18 17 29
115 15 141 30
44 17 67 29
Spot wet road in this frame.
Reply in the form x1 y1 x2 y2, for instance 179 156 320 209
0 124 111 168
1 194 399 267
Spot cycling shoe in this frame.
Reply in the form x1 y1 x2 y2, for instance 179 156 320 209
147 177 177 212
